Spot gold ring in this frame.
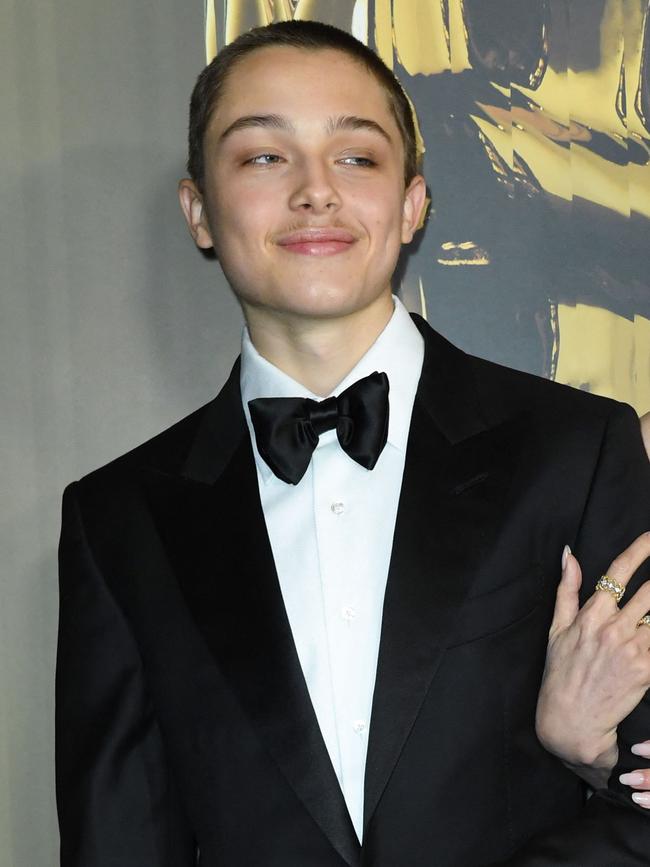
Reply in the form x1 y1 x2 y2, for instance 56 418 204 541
637 615 650 629
595 574 625 603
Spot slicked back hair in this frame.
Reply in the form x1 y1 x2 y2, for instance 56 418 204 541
187 19 419 190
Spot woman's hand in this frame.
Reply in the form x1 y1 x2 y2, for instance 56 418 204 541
535 534 650 791
614 412 650 804
618 740 650 807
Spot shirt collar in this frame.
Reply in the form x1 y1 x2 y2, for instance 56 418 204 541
240 296 424 484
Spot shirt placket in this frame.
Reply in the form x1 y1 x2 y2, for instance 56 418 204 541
312 437 369 839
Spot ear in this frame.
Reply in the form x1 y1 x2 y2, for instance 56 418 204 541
401 174 428 243
178 179 215 249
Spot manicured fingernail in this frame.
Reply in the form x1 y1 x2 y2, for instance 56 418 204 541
632 792 650 806
562 545 571 570
631 743 650 757
620 772 645 786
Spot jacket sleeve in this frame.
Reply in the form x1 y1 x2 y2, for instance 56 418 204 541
495 401 650 865
56 482 197 867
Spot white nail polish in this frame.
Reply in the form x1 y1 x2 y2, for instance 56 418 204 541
562 545 571 570
631 743 650 758
620 772 645 786
632 792 650 806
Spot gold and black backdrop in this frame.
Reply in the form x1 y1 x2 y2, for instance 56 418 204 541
1 1 648 863
208 0 650 412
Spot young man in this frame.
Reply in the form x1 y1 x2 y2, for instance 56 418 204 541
56 20 650 866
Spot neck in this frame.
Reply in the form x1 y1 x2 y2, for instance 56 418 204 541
243 293 394 396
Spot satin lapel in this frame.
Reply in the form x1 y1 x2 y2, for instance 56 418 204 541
363 317 526 833
142 373 359 867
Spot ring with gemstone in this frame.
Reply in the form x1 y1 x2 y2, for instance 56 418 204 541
637 614 650 629
595 574 625 604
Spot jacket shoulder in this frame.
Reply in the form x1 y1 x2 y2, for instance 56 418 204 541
413 312 636 430
67 355 243 496
466 348 633 427
69 400 211 494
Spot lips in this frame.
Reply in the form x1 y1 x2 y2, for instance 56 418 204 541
276 227 357 256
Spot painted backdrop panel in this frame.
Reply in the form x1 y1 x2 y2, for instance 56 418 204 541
207 0 650 413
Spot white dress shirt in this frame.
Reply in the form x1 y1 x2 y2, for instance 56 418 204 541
240 297 424 841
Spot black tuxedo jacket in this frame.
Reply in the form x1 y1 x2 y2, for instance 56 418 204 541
57 315 650 866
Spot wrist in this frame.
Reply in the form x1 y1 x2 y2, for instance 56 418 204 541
536 716 619 775
560 744 619 789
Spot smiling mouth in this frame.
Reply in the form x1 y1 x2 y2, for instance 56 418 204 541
276 228 357 256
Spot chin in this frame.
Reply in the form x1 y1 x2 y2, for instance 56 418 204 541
234 274 391 322
276 286 376 319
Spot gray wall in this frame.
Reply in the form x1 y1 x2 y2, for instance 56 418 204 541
1 2 241 863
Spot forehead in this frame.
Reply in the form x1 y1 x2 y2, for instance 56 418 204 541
211 45 396 134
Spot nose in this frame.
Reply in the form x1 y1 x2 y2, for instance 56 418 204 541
288 158 342 214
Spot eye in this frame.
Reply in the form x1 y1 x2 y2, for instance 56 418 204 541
245 153 283 166
338 156 377 167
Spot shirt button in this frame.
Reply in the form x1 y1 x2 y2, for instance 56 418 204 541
331 501 345 515
352 720 367 735
341 605 357 623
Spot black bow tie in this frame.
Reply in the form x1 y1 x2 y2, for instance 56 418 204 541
248 371 390 485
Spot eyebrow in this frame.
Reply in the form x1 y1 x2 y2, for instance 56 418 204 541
326 115 392 143
218 113 393 144
219 114 294 141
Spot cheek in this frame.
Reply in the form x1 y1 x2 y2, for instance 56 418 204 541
210 206 274 266
367 201 405 260
208 171 275 237
359 185 404 234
